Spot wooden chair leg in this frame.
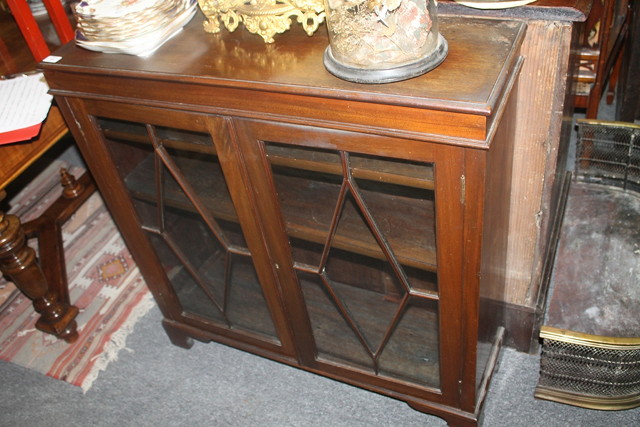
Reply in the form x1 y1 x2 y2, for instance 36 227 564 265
0 190 79 343
607 48 624 105
585 81 602 119
0 169 96 343
23 168 97 331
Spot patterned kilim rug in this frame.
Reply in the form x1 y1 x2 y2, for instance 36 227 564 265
0 160 154 392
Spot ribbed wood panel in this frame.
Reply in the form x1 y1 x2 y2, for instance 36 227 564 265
499 21 573 306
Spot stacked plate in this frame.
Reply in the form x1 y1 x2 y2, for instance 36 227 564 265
73 0 197 56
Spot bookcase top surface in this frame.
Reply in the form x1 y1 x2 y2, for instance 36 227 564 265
43 13 525 117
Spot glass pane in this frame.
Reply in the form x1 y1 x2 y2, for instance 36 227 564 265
298 271 373 371
146 230 225 322
267 142 439 388
227 254 278 338
327 193 406 352
99 117 279 343
266 143 342 269
350 153 435 187
352 158 437 293
378 298 440 387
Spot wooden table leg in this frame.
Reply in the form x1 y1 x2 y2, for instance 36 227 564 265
0 189 79 343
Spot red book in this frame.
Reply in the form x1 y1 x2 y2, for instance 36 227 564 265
0 123 43 145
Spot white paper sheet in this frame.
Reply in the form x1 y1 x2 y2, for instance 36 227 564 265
0 73 53 134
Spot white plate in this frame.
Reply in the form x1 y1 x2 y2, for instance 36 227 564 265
74 0 166 19
453 0 536 9
75 3 196 56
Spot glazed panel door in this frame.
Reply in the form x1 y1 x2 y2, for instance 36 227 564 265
233 119 467 405
66 99 298 356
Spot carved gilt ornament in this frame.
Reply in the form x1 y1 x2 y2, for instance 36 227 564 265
197 0 326 43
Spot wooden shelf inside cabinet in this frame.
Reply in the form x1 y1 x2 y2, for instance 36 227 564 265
265 145 436 191
115 130 438 273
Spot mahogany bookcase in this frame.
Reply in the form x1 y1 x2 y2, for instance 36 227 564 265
42 15 524 426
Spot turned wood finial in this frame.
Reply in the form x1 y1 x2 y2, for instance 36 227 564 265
60 168 84 199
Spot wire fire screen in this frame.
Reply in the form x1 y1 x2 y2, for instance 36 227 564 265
575 119 640 192
535 119 640 410
536 328 640 410
539 339 640 398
